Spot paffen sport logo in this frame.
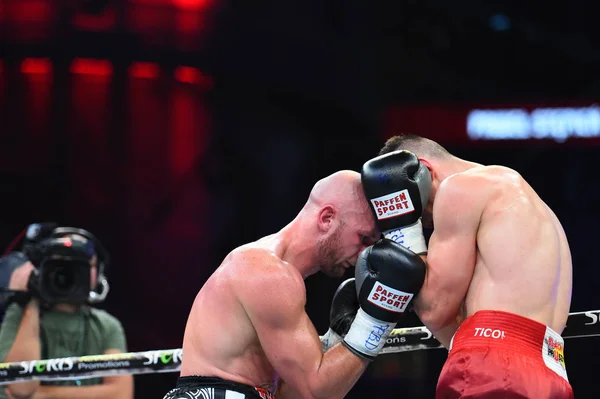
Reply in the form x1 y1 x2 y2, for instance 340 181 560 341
367 282 413 313
370 190 415 220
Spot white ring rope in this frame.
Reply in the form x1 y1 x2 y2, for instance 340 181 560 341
0 309 598 385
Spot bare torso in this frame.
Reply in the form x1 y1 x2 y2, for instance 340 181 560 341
180 236 289 393
449 165 572 333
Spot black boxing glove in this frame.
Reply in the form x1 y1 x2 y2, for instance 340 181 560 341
342 239 426 360
320 278 359 352
361 150 431 254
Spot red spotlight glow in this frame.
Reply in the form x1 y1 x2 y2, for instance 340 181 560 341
70 58 113 76
129 62 160 79
7 0 51 22
20 58 52 74
174 66 211 87
174 66 199 83
172 0 212 10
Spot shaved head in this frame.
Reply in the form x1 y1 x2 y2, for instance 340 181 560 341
308 170 371 217
302 170 380 277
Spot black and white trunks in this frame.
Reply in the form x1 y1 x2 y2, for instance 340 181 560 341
162 376 275 399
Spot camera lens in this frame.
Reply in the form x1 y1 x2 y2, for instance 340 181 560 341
38 258 91 304
49 266 76 294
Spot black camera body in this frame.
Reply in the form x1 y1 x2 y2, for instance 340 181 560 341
22 223 110 306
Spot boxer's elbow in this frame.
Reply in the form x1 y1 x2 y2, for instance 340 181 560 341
6 381 40 399
304 378 329 399
416 310 440 333
413 295 436 327
278 372 325 399
303 364 358 399
415 302 455 334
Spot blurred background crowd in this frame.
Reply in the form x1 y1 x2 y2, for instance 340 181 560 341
1 0 599 397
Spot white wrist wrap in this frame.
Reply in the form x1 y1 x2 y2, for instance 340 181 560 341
384 219 427 254
343 308 396 359
320 329 343 353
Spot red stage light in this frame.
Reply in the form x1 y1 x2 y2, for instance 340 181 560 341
174 66 199 83
70 58 113 76
6 0 51 22
128 0 211 7
174 66 211 88
20 58 52 74
172 0 212 10
129 62 160 79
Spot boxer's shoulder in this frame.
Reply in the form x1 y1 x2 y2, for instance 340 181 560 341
231 249 307 320
435 167 533 231
457 165 523 186
439 166 522 202
436 172 488 205
227 246 305 293
230 244 275 260
432 173 491 224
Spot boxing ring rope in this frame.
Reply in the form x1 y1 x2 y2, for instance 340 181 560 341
0 309 598 385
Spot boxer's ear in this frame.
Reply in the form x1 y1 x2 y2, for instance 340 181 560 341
317 205 336 232
418 158 435 178
418 157 432 170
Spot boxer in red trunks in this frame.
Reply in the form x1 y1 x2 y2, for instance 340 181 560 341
361 134 573 398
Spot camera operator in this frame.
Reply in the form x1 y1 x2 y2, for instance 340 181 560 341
0 224 133 399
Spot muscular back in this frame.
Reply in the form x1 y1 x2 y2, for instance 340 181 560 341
450 166 572 333
180 242 288 392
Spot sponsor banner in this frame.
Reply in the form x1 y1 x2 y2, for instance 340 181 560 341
0 349 183 385
385 102 600 145
0 310 596 384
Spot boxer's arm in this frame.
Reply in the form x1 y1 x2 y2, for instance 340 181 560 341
4 301 42 399
426 314 464 349
413 175 483 348
239 255 368 399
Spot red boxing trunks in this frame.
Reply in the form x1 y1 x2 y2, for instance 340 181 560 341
436 310 573 399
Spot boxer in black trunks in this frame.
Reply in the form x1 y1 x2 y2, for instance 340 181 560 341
164 170 426 399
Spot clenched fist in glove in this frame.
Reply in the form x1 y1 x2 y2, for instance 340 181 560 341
320 278 359 352
342 239 426 360
361 150 431 254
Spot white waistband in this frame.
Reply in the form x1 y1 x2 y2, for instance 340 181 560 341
542 326 568 382
225 390 245 399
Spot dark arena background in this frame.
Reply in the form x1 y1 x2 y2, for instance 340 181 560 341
1 0 600 397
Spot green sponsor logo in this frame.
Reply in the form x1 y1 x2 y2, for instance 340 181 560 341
142 350 181 366
35 362 47 373
160 353 173 364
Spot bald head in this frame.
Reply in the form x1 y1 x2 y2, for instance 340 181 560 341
304 169 378 239
308 170 368 213
298 170 379 277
